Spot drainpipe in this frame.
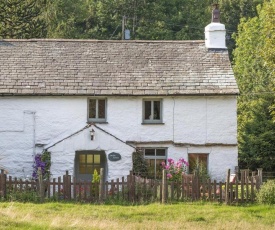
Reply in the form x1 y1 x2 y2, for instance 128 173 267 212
24 110 36 157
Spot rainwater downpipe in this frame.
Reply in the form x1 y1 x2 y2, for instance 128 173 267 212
172 97 175 142
24 110 36 157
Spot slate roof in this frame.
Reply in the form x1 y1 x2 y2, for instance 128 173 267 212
0 39 239 96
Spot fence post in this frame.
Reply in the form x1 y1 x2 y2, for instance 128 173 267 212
38 167 44 203
225 169 230 205
99 168 105 202
255 175 260 190
162 169 167 204
244 169 249 183
0 170 7 198
67 172 71 200
257 168 263 185
63 170 71 200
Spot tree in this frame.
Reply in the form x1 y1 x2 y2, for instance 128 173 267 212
218 0 264 59
42 0 90 38
234 0 275 171
43 0 213 40
0 0 46 38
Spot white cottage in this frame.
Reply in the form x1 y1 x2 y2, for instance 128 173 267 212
0 11 239 182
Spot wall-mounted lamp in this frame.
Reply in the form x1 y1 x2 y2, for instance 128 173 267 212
90 129 95 140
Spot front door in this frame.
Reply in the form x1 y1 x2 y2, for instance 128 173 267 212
75 150 106 181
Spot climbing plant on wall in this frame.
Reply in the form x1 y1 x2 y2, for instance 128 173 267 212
132 149 149 178
32 150 51 180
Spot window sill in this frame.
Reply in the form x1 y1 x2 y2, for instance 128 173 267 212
87 121 108 124
141 122 165 125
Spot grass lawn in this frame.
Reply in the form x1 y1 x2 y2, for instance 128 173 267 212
0 202 274 230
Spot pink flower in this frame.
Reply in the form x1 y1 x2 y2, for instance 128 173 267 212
167 173 172 179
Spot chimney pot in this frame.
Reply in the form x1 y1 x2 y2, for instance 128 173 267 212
212 4 220 23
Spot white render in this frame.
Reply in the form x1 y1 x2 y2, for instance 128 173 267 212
205 22 227 49
0 95 237 182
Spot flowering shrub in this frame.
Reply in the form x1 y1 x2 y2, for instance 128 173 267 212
161 158 189 182
32 151 51 180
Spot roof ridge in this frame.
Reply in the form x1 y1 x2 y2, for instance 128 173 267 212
0 39 204 43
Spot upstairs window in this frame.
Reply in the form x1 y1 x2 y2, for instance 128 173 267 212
143 99 162 123
88 98 106 122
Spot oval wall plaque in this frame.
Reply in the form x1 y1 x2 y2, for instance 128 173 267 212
108 152 121 161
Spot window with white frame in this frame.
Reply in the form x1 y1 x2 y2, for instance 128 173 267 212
143 99 162 123
88 98 106 122
144 148 167 179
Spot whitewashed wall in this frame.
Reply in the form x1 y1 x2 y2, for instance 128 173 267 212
0 95 237 181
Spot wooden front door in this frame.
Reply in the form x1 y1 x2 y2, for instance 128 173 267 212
75 150 106 181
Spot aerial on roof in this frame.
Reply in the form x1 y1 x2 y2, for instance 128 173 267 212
0 39 238 96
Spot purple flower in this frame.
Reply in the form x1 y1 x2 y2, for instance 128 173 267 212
32 154 47 179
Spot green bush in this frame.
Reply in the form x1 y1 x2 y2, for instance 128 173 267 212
256 180 275 205
132 150 149 178
7 189 39 202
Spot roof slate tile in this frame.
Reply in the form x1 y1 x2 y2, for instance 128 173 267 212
0 39 239 96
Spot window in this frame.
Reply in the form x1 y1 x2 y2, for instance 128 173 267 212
144 148 166 179
75 151 106 181
188 154 208 174
88 98 106 122
143 99 162 123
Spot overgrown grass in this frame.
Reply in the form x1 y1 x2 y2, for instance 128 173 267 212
0 202 274 229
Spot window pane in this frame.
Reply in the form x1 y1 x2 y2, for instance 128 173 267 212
156 149 166 156
153 101 160 120
89 99 96 118
98 99 106 119
79 154 86 163
79 164 86 174
146 159 155 179
188 154 208 174
94 154 100 164
86 164 93 174
87 155 93 163
144 101 151 120
145 149 155 156
93 165 101 174
156 159 165 179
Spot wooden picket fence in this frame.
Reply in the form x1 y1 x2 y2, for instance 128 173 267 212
0 168 263 204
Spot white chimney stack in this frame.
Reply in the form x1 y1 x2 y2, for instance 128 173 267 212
205 4 227 49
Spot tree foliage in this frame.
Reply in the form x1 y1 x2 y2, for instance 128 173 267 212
0 0 46 38
42 0 213 40
218 0 264 59
41 0 90 38
234 0 275 171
